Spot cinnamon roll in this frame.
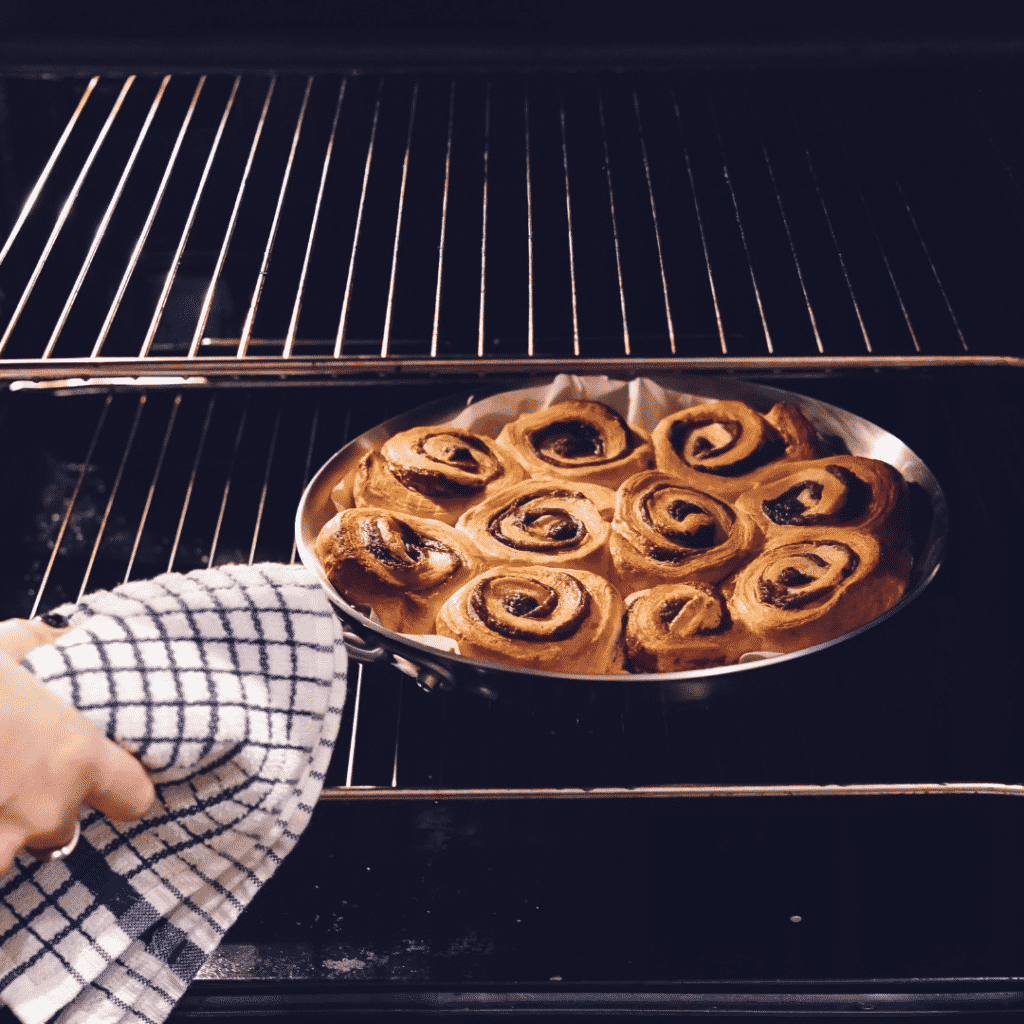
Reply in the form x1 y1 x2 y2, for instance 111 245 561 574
347 425 525 525
456 479 616 575
611 471 761 595
727 531 911 654
495 400 654 488
624 582 753 673
315 508 484 634
435 565 625 674
652 400 820 500
735 455 909 548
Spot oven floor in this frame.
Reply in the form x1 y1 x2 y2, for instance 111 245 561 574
158 796 1024 1019
192 794 1024 983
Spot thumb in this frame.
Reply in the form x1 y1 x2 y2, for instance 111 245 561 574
85 738 156 823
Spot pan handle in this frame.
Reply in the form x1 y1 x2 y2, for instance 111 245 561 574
338 617 457 694
340 629 389 664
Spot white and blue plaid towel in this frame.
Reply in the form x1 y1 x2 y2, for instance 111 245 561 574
0 563 348 1024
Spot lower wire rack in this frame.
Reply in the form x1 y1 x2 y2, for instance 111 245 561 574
1 376 1021 801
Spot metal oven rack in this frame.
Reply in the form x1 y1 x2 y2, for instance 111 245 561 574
0 69 1020 375
0 66 1021 808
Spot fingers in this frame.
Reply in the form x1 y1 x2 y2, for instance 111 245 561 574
0 821 27 877
0 617 73 665
84 738 155 823
0 642 155 880
23 819 80 858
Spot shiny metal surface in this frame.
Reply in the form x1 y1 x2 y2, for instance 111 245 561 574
296 374 948 698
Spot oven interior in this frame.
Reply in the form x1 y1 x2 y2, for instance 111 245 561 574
0 37 1022 1018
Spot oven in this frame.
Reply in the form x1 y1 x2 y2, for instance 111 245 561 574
0 11 1022 1018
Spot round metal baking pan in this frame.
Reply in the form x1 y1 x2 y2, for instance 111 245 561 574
295 375 947 701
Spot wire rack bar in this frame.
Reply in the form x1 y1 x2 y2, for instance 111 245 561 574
829 107 921 353
166 394 215 572
477 81 491 358
189 76 277 358
1 355 1018 385
671 90 728 356
284 80 347 358
856 87 970 353
124 392 181 582
757 132 825 354
28 393 113 617
206 407 247 566
430 80 456 358
140 77 241 359
558 94 581 356
633 89 675 355
335 79 382 356
0 77 136 356
596 88 631 356
248 406 281 564
76 393 147 600
795 120 874 354
380 80 419 359
319 782 1024 801
44 77 172 359
94 77 207 359
0 76 99 269
238 77 313 357
524 93 535 357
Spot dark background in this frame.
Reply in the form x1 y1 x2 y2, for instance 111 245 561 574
2 1 1022 51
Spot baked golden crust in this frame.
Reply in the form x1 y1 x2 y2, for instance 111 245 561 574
727 530 911 654
624 582 754 673
456 479 616 576
348 425 525 525
495 400 654 488
315 508 484 634
610 471 761 595
734 454 910 548
652 400 820 500
435 565 625 674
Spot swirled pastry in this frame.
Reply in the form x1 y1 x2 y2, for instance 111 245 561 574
652 400 820 500
611 471 760 595
735 455 909 548
435 565 625 674
315 508 484 634
624 583 754 673
456 479 615 575
495 400 654 488
727 531 911 654
348 425 525 525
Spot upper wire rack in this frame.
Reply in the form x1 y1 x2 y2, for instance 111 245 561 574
0 69 1021 376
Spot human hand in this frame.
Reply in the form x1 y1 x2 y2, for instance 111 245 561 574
0 617 155 875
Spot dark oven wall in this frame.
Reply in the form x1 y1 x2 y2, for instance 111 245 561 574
0 29 1022 1022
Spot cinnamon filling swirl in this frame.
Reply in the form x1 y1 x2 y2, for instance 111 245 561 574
623 582 744 673
361 516 460 574
487 491 588 553
669 416 783 477
468 572 590 642
640 484 733 561
762 465 869 526
495 400 654 488
531 420 610 466
386 430 505 497
756 541 860 610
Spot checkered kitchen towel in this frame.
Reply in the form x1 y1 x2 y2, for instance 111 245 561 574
0 563 348 1024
